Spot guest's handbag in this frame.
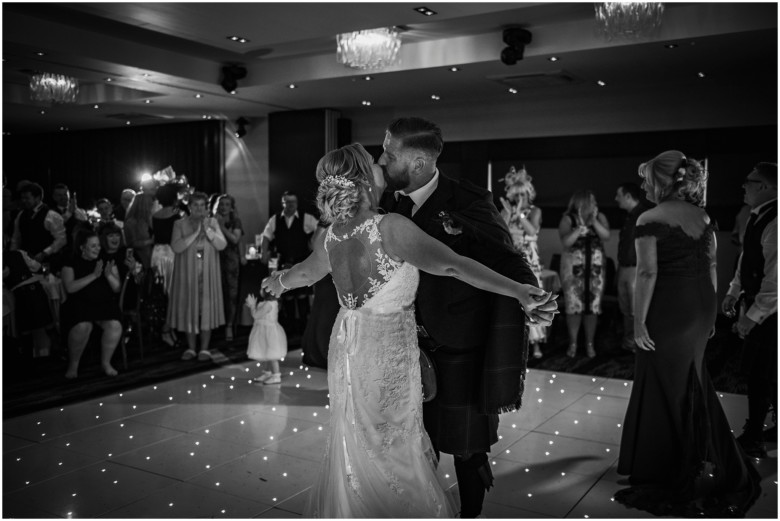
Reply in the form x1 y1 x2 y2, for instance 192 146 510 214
418 347 438 402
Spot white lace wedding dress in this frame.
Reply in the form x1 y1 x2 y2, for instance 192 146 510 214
304 214 456 518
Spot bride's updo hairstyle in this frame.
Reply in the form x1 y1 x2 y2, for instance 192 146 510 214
639 150 708 207
316 143 374 225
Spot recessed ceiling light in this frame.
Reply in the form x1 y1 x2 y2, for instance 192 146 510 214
126 121 131 125
144 99 152 104
508 88 518 94
596 80 606 86
39 110 45 115
142 73 150 78
431 94 440 100
697 72 706 78
105 77 113 82
229 90 236 95
364 76 373 81
449 67 461 72
362 100 372 106
548 56 560 62
664 43 678 49
414 6 437 16
227 36 250 43
35 52 45 56
93 104 99 109
288 84 296 89
194 93 203 98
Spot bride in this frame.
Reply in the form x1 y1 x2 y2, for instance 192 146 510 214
262 143 551 517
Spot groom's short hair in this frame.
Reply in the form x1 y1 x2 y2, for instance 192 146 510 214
387 117 443 159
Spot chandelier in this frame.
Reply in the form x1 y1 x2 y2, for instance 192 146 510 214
594 3 665 40
29 72 80 103
336 27 401 70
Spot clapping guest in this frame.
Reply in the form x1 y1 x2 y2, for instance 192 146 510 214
558 190 610 358
499 165 547 358
60 229 123 379
213 194 243 341
168 192 227 361
113 189 136 223
98 222 141 309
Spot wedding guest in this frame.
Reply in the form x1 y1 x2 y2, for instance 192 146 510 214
113 188 136 222
616 150 760 516
614 182 651 352
558 189 610 358
213 193 243 342
722 162 777 458
499 165 547 358
123 188 155 269
168 192 226 361
151 183 182 346
98 222 141 310
11 182 66 264
60 228 123 379
52 183 89 247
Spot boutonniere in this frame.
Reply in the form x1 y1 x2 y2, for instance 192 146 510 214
436 211 463 235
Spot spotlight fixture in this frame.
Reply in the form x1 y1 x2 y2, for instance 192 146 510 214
500 27 532 65
664 43 678 49
288 84 296 89
227 35 250 43
234 117 249 138
449 67 461 72
220 64 247 94
194 93 203 98
548 56 560 62
361 100 372 106
414 6 437 16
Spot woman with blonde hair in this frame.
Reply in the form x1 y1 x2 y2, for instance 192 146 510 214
261 143 551 518
558 189 610 357
615 150 760 516
168 191 226 360
500 165 547 358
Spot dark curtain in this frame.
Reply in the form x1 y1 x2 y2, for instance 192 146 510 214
3 120 224 208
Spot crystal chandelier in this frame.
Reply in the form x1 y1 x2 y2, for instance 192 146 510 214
336 27 401 70
29 72 80 103
594 3 665 40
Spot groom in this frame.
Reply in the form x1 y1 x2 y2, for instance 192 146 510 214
378 116 558 517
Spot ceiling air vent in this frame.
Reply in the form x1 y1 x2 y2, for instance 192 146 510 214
488 70 581 90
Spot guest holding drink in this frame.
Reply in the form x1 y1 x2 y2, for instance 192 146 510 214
168 192 227 361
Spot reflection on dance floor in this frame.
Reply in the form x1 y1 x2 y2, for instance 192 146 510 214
3 351 777 518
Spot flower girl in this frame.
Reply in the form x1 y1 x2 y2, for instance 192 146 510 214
246 289 287 385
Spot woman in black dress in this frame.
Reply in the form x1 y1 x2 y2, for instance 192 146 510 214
616 150 760 516
60 228 122 379
213 194 243 341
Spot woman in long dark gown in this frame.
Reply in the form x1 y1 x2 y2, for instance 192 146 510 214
615 150 761 517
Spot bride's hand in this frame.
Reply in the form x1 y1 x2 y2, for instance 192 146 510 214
634 322 655 351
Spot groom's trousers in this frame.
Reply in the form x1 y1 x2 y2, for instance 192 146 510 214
433 446 494 518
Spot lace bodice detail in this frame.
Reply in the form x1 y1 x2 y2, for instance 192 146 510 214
325 214 418 310
635 222 717 277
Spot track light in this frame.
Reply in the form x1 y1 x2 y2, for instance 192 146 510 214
234 117 249 138
500 27 532 65
220 64 247 94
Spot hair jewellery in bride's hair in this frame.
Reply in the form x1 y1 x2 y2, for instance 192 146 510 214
322 175 355 188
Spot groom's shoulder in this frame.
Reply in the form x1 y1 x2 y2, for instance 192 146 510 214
441 174 491 204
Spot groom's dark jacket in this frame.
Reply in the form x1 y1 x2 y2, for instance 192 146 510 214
380 172 539 455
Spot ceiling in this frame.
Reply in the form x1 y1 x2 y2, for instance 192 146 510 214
2 2 777 136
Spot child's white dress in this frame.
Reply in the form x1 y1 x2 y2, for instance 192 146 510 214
246 295 287 361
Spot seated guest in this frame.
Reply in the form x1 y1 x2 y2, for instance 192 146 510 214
60 229 123 379
168 192 227 361
3 246 54 357
98 222 141 307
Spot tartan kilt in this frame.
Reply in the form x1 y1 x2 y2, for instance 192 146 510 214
422 346 499 455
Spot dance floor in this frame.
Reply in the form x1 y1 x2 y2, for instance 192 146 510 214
3 352 777 518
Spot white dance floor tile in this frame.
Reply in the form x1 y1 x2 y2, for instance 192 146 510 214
3 360 775 518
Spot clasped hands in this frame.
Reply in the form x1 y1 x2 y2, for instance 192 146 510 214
93 259 120 281
261 270 288 299
520 285 559 326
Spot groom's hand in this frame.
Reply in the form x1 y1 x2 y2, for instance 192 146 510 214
526 293 559 326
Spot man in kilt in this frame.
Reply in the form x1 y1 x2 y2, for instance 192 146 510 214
379 116 559 517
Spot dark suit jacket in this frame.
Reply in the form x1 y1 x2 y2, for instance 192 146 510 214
380 173 538 454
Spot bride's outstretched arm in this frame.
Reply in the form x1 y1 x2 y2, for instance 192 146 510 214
262 229 329 297
382 213 551 312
